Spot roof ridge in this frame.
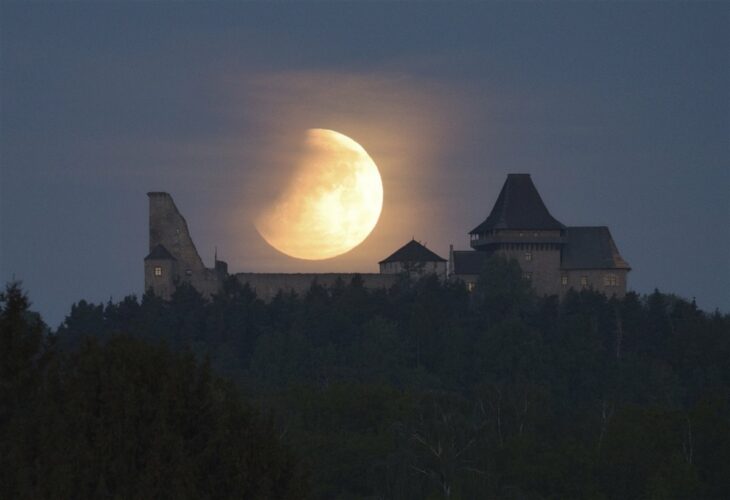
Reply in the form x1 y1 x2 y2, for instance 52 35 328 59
379 239 446 264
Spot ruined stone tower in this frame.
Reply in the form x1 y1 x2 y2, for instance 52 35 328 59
144 192 227 299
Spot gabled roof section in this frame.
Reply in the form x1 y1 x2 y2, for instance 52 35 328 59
470 174 565 233
561 227 630 270
451 251 489 275
144 244 176 261
379 239 446 264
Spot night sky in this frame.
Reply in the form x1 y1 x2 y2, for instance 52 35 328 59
1 3 728 326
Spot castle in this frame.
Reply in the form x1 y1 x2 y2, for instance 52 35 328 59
144 174 630 299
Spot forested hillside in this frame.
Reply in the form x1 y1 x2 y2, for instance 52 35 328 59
4 256 730 499
0 284 307 499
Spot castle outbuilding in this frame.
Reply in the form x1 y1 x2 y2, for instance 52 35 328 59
379 239 447 280
449 174 630 297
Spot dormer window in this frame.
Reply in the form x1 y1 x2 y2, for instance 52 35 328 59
154 266 162 277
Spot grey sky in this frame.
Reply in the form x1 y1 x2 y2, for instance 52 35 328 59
1 3 728 326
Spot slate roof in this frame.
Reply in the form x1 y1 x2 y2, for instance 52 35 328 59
144 244 176 261
379 239 446 264
561 227 630 270
470 174 565 233
451 250 489 275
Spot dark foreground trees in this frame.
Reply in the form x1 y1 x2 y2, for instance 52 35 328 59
6 254 730 498
0 283 307 499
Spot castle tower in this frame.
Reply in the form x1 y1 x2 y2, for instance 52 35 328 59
451 173 630 298
467 174 565 295
144 192 226 298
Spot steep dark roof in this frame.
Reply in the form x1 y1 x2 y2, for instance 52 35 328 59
144 244 176 261
561 227 630 270
470 174 565 233
451 250 489 275
379 239 446 264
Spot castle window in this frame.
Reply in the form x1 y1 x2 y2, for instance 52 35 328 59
154 266 162 277
525 252 532 261
523 272 532 281
604 274 618 286
580 276 588 287
561 275 568 286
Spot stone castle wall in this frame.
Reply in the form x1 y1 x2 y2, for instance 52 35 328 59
234 273 398 301
496 245 562 296
562 269 629 299
379 261 447 280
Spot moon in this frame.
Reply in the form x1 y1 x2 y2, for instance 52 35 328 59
256 129 384 260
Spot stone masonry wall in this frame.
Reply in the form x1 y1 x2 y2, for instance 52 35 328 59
146 192 223 298
379 261 447 280
497 245 563 296
144 259 177 300
235 273 398 301
562 269 628 299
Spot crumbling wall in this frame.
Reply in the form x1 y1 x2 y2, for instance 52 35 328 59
146 192 224 297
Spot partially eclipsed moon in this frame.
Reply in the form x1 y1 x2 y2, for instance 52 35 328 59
256 129 384 260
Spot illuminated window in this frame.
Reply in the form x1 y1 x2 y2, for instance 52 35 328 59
467 282 476 292
523 272 532 281
154 266 162 277
561 275 568 286
580 276 588 287
525 252 532 261
604 274 618 286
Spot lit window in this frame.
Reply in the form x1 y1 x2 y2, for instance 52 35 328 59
604 274 618 286
154 266 162 277
467 282 476 292
523 272 532 281
580 276 588 287
525 252 532 261
561 275 568 286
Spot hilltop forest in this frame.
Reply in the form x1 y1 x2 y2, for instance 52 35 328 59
2 256 729 499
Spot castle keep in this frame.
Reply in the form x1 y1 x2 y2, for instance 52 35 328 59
449 174 630 297
144 174 629 299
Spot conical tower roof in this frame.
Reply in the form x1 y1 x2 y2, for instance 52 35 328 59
469 174 565 233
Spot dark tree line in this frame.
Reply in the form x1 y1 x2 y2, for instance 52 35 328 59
0 284 307 499
4 255 730 498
